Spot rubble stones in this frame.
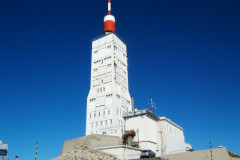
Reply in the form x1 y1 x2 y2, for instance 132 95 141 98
53 146 119 160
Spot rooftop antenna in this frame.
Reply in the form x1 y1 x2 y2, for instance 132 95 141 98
151 98 154 112
154 102 156 113
147 97 150 110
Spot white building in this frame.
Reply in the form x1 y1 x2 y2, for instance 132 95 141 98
124 110 192 158
0 140 8 160
86 0 132 137
84 1 192 159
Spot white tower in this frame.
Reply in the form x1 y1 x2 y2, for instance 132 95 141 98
86 0 132 137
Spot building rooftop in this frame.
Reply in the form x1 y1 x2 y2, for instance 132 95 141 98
123 109 159 121
92 32 126 45
158 117 183 130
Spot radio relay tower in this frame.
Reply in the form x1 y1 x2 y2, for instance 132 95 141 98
86 0 132 137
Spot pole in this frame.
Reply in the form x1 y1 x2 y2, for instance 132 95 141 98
35 142 38 160
210 141 213 160
74 146 77 160
137 129 139 148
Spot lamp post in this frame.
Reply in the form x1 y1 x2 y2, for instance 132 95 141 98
136 129 139 148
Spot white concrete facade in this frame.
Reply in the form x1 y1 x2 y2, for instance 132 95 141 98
86 33 132 137
96 146 142 160
124 110 191 158
158 117 190 155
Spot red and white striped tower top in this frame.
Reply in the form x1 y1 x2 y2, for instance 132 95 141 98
104 0 116 33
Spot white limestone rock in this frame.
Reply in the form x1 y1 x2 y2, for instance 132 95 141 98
53 146 119 160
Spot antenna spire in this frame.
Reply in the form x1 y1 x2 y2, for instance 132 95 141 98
104 0 116 33
108 0 111 15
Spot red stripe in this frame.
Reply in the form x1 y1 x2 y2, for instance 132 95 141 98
108 11 111 15
108 0 111 2
104 20 115 32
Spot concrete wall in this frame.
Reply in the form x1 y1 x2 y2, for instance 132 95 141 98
167 148 233 160
61 134 122 155
158 117 188 155
96 146 141 160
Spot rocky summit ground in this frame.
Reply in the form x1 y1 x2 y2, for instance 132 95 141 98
53 146 119 160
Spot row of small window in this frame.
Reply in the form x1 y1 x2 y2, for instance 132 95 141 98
93 64 112 72
106 94 113 97
91 120 124 128
90 93 130 104
91 119 112 127
94 60 102 64
90 98 96 101
94 46 111 54
90 110 111 119
97 87 105 93
94 56 112 64
90 109 125 119
104 56 111 60
89 94 112 102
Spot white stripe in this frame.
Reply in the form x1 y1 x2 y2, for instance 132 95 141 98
104 15 115 22
108 3 111 11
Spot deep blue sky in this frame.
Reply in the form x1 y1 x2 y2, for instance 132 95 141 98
0 0 239 159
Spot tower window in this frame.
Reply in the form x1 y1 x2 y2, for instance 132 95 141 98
106 94 113 97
